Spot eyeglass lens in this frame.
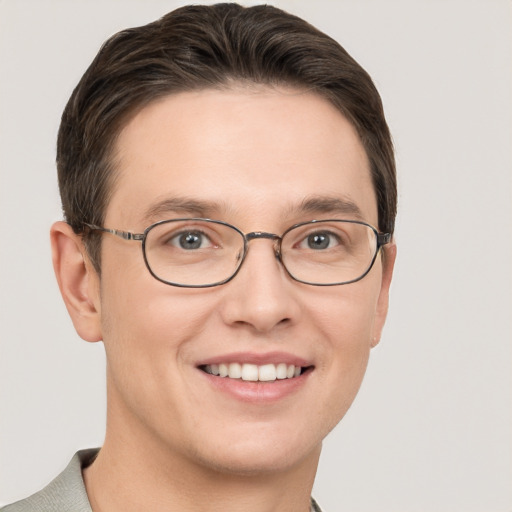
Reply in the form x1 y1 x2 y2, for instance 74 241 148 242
143 219 379 287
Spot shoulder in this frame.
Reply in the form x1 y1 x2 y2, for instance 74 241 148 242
1 449 98 512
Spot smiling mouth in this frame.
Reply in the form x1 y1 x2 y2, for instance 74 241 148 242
199 363 312 382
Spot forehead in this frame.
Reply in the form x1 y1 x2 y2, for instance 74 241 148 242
107 87 377 229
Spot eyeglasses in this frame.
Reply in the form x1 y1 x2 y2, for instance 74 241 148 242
85 218 390 288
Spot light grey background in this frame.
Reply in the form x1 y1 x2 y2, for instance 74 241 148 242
1 1 511 510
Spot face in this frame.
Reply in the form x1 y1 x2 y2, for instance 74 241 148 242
87 87 394 475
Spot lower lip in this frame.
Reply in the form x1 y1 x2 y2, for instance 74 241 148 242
199 368 312 403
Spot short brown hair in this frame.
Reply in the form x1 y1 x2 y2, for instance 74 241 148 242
57 3 396 270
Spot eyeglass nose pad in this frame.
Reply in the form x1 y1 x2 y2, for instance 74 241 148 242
273 239 283 262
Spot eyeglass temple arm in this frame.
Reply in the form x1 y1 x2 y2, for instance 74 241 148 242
377 233 391 247
84 223 144 241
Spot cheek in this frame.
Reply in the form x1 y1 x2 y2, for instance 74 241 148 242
97 255 214 394
98 283 223 443
307 276 382 428
99 241 211 351
311 272 381 350
100 281 213 367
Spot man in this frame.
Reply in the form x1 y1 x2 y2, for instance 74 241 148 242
2 3 396 511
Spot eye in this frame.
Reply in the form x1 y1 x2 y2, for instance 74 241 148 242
300 231 340 250
170 230 213 250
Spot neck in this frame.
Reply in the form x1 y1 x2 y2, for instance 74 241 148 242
84 388 321 512
85 439 320 512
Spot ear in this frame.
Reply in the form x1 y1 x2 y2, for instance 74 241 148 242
50 221 102 342
371 241 396 348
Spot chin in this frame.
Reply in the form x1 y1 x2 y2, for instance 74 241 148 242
195 443 321 477
185 423 323 477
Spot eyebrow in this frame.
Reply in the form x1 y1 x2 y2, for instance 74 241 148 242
296 195 364 220
143 197 227 222
142 194 365 224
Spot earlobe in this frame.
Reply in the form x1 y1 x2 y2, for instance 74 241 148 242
50 221 102 342
371 242 397 347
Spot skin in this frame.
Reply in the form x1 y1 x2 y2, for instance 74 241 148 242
51 86 395 512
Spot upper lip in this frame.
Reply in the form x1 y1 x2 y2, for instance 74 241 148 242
196 351 313 368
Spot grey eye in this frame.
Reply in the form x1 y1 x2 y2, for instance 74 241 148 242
175 231 208 250
307 233 332 250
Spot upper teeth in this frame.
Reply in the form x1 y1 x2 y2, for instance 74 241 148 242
203 363 302 381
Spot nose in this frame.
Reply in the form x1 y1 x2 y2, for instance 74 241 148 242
219 238 300 334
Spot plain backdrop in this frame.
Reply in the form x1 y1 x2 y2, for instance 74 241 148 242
0 1 511 511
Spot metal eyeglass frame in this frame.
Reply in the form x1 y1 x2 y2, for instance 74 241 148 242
84 218 391 288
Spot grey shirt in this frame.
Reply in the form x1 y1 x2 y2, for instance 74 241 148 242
1 450 97 512
2 449 323 511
